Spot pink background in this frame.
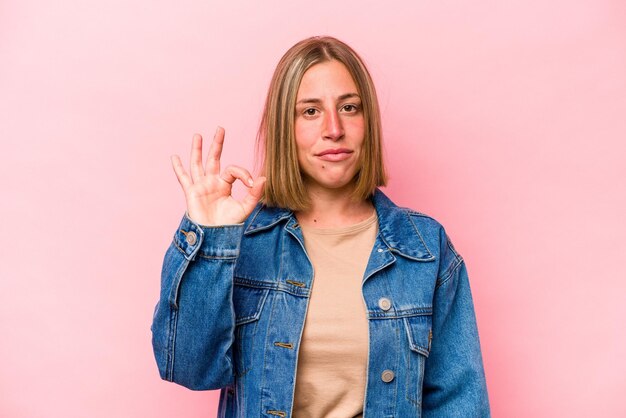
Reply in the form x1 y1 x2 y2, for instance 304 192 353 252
1 0 625 417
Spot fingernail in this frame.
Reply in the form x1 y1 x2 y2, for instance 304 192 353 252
248 178 254 186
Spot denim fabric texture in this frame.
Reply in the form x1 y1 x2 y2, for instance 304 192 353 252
151 189 490 417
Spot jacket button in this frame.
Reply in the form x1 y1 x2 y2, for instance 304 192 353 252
381 370 395 383
185 231 197 246
378 297 392 311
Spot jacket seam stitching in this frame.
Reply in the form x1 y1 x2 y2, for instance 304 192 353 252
166 308 177 381
406 214 435 259
436 257 464 289
196 253 238 260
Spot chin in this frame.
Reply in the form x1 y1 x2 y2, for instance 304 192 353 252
307 176 359 191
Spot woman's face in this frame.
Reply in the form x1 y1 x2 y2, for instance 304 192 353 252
294 60 365 193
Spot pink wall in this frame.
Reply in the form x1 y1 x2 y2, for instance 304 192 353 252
1 1 625 416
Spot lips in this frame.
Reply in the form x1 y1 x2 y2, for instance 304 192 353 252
316 148 352 156
315 148 353 162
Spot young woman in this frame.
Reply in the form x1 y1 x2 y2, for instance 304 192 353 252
151 36 490 417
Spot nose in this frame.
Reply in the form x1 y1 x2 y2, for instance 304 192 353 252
322 109 344 141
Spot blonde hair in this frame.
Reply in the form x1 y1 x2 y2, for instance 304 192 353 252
257 36 387 210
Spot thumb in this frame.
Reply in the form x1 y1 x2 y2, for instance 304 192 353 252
240 176 267 217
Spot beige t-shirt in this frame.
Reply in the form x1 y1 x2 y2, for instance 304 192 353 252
292 212 378 418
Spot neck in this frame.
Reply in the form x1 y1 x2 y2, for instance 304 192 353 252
295 182 374 229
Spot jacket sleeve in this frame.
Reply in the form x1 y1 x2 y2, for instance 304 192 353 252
422 230 491 417
150 213 243 390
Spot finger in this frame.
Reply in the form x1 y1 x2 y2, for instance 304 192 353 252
171 155 192 190
240 176 267 217
206 126 224 176
220 165 254 186
189 133 205 182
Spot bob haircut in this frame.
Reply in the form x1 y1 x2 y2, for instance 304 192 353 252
257 36 387 211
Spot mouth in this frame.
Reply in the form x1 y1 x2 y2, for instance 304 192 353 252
315 148 353 161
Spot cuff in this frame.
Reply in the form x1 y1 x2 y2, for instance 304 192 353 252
173 213 244 260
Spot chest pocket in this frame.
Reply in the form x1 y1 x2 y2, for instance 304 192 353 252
232 282 269 377
403 312 432 408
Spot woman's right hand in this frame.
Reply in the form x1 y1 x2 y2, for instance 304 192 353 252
170 127 266 226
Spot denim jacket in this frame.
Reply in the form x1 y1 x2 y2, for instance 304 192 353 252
151 189 490 417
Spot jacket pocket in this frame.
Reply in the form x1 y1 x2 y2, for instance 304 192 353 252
232 282 269 377
403 312 432 408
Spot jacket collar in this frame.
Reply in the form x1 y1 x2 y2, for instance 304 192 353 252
244 189 435 261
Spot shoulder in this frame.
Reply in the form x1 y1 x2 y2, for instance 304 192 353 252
373 189 446 238
373 190 462 266
405 208 445 234
407 208 459 256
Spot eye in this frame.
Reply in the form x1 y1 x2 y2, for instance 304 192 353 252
341 104 360 113
302 108 319 117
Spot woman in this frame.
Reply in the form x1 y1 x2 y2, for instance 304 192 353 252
151 36 490 417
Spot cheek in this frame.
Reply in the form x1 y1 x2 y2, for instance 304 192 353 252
294 123 315 154
345 115 365 135
349 121 366 149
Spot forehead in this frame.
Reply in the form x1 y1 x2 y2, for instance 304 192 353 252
296 60 358 99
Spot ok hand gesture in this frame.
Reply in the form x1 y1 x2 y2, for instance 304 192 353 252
171 127 266 226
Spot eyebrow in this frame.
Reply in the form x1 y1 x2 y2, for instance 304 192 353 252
296 93 360 105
